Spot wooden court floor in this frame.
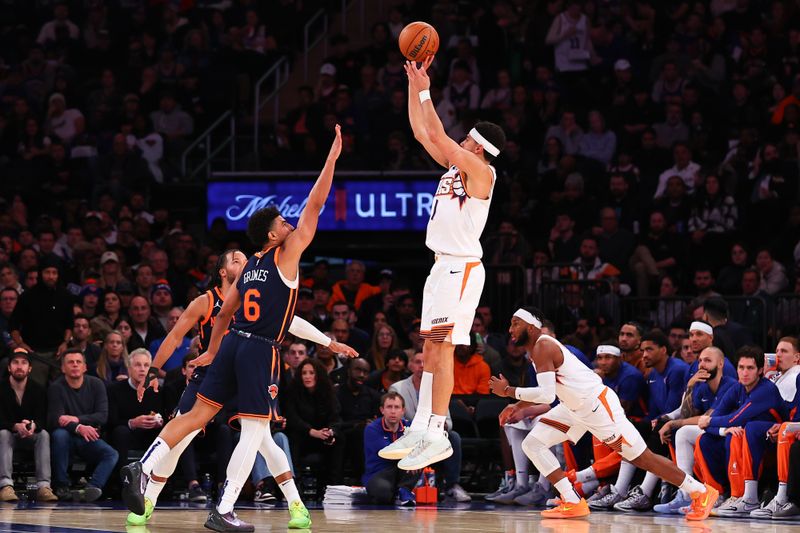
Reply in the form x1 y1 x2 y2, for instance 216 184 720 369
1 501 800 532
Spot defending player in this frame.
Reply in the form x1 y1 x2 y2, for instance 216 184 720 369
378 56 507 470
123 125 356 531
488 307 718 520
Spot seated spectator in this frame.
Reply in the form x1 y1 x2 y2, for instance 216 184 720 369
443 60 480 115
471 315 502 374
44 93 85 146
329 310 369 360
78 283 101 318
687 174 737 248
717 242 750 296
366 324 399 371
569 236 621 280
91 291 122 341
69 314 101 371
653 275 685 330
0 348 57 502
653 143 701 199
732 268 771 346
629 211 681 297
48 350 118 501
453 335 491 395
280 340 308 392
285 359 344 487
149 93 193 143
0 288 17 347
484 220 532 266
127 295 166 352
148 307 191 372
547 212 581 263
314 336 346 386
365 349 410 393
98 252 129 292
362 392 419 504
545 110 583 155
755 247 789 295
150 281 173 331
594 208 635 277
328 261 381 312
37 3 79 45
578 110 616 165
653 103 689 149
93 330 129 385
107 349 166 480
336 358 380 480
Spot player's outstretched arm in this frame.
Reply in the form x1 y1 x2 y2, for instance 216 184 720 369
282 125 342 265
195 273 242 366
406 64 448 168
288 315 358 357
406 58 493 199
138 293 209 401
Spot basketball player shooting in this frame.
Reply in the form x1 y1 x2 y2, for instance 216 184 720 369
487 307 719 520
379 56 506 470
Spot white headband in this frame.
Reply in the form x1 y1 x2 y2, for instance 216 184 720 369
513 309 542 328
469 127 500 157
596 345 621 357
690 321 713 336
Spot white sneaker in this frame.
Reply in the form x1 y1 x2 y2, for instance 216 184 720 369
715 496 759 516
398 435 453 470
379 430 426 460
446 483 472 502
750 497 782 519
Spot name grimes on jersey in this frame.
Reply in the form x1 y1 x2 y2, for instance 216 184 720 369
242 269 270 284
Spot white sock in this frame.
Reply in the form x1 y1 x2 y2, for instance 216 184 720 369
410 372 434 432
777 482 788 504
279 478 301 504
258 424 298 504
576 467 597 484
144 478 166 507
580 479 599 496
640 472 659 497
743 480 758 503
426 414 447 441
141 438 171 476
675 425 702 478
504 426 529 489
537 473 551 490
554 477 581 503
218 418 269 514
614 461 636 495
153 429 201 480
678 474 705 495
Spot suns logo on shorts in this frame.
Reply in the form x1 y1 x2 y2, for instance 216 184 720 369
268 384 279 400
434 171 468 207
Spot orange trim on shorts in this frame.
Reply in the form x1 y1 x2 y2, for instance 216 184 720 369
540 418 570 434
196 393 222 409
778 422 797 483
693 434 724 494
728 433 745 497
459 261 481 300
598 387 614 422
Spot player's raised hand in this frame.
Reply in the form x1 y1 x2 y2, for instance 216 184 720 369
327 124 342 161
329 340 358 358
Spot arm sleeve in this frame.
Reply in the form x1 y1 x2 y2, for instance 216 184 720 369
288 316 331 347
514 372 556 404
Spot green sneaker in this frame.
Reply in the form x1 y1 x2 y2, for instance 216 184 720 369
287 500 311 529
126 497 154 526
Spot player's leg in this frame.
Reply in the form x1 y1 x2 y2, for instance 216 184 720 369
753 421 799 518
522 409 590 518
719 421 773 516
494 425 531 504
774 438 800 518
654 424 702 514
257 423 310 528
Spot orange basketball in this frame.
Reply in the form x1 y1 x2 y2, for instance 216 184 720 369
398 21 439 62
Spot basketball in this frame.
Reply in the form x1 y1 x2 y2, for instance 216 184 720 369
398 21 439 61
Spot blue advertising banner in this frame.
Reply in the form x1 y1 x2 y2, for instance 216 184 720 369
207 180 435 231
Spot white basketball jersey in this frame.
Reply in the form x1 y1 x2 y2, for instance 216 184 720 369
533 334 604 411
553 13 589 73
425 164 495 258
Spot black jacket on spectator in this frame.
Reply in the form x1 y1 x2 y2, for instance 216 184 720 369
47 375 108 433
712 325 738 363
336 382 380 426
107 379 165 430
0 378 46 432
9 282 73 352
285 385 342 438
127 318 166 352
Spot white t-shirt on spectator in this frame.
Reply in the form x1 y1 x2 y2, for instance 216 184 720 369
48 109 84 143
653 161 701 198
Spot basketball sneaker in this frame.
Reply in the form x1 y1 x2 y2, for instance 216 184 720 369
204 508 254 532
378 430 425 460
653 491 692 514
613 485 653 512
750 496 782 519
493 485 531 505
485 474 515 501
541 498 590 518
126 498 154 526
120 461 147 515
514 482 549 506
287 500 312 529
685 484 719 521
397 435 453 470
773 502 800 519
715 496 759 516
587 485 623 511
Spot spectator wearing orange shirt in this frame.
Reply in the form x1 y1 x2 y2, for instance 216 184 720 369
328 260 381 311
453 334 491 395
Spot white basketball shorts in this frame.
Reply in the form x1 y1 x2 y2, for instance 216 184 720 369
420 256 485 346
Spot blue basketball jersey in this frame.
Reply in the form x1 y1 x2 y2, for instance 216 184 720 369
234 247 298 341
198 286 226 353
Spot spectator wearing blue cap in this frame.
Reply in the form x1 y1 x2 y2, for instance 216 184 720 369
150 280 173 331
79 282 102 318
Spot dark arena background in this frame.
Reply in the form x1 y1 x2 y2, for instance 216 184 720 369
0 0 800 531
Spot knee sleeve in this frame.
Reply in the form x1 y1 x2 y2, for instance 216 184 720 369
522 433 561 477
259 424 291 478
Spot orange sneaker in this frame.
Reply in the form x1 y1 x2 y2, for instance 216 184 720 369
685 484 719 521
541 498 590 519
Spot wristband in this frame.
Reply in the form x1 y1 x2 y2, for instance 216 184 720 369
145 367 160 385
418 90 431 103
